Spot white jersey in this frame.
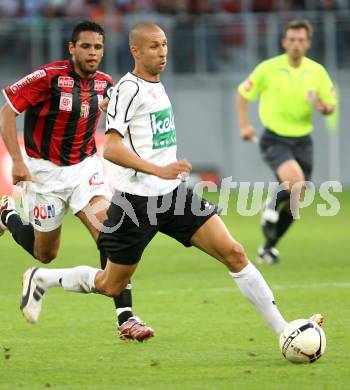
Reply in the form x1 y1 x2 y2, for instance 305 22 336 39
106 72 180 196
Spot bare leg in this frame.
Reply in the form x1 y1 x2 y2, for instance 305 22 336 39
191 215 287 335
76 196 139 327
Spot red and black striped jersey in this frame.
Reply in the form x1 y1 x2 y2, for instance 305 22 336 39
2 60 113 166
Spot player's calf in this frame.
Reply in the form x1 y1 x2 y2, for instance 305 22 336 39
34 248 58 263
94 264 136 297
0 195 37 257
94 276 129 297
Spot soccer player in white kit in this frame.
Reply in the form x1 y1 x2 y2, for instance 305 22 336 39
19 22 323 346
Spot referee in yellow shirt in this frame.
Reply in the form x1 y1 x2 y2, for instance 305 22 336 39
236 20 337 264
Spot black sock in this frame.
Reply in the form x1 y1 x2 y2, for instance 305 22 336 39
263 189 290 249
6 213 35 257
99 249 133 326
264 207 294 249
116 286 133 326
267 188 290 211
263 222 278 249
276 207 294 240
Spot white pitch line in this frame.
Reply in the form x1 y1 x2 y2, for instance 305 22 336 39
137 281 350 296
2 281 347 298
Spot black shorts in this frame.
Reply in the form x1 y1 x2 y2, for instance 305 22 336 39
259 129 313 181
97 184 219 265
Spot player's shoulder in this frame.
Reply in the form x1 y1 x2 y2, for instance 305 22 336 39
117 72 140 85
4 62 60 94
115 73 140 95
95 69 114 84
41 60 70 76
12 60 67 84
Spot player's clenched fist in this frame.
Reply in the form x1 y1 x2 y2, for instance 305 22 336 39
12 160 32 184
158 159 192 180
240 125 257 141
315 96 335 116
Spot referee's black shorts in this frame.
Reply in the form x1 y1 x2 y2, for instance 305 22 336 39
97 184 219 265
259 128 313 181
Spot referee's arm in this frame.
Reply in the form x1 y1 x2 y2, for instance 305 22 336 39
236 92 256 141
315 68 337 116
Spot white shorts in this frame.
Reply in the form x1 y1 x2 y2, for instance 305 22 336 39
21 155 111 232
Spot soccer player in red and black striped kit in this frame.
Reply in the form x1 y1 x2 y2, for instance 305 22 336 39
0 20 154 341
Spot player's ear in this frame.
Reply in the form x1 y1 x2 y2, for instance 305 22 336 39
130 45 139 59
68 42 75 56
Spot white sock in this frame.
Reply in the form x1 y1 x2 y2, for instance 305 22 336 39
229 262 287 335
34 266 99 293
116 307 132 316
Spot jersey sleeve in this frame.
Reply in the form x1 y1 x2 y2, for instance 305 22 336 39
106 85 115 99
106 80 140 136
318 66 337 106
237 62 266 101
104 75 115 98
2 69 49 114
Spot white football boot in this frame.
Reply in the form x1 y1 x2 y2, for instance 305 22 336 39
256 245 281 264
20 268 46 324
308 313 324 327
261 198 279 225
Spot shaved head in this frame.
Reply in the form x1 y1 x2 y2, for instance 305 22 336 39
129 21 168 81
129 22 164 47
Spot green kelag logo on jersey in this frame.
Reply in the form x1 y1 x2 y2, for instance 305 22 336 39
150 107 176 149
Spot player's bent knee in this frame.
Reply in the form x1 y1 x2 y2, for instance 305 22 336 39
98 284 124 297
225 242 248 270
94 269 130 297
226 241 245 259
234 242 245 256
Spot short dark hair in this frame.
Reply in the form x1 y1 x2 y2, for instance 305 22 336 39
71 20 105 44
283 20 313 40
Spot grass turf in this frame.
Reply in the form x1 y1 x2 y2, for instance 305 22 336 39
0 190 349 389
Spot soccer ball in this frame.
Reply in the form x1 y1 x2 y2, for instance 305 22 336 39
279 319 326 364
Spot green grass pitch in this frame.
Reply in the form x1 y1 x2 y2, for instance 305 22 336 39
0 190 349 390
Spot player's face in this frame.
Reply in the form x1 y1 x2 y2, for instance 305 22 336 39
282 28 310 60
135 30 167 78
69 31 104 77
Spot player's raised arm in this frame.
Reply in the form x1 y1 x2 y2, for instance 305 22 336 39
103 131 191 180
0 103 32 184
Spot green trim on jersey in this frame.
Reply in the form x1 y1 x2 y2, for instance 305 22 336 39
150 107 176 149
238 54 337 137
